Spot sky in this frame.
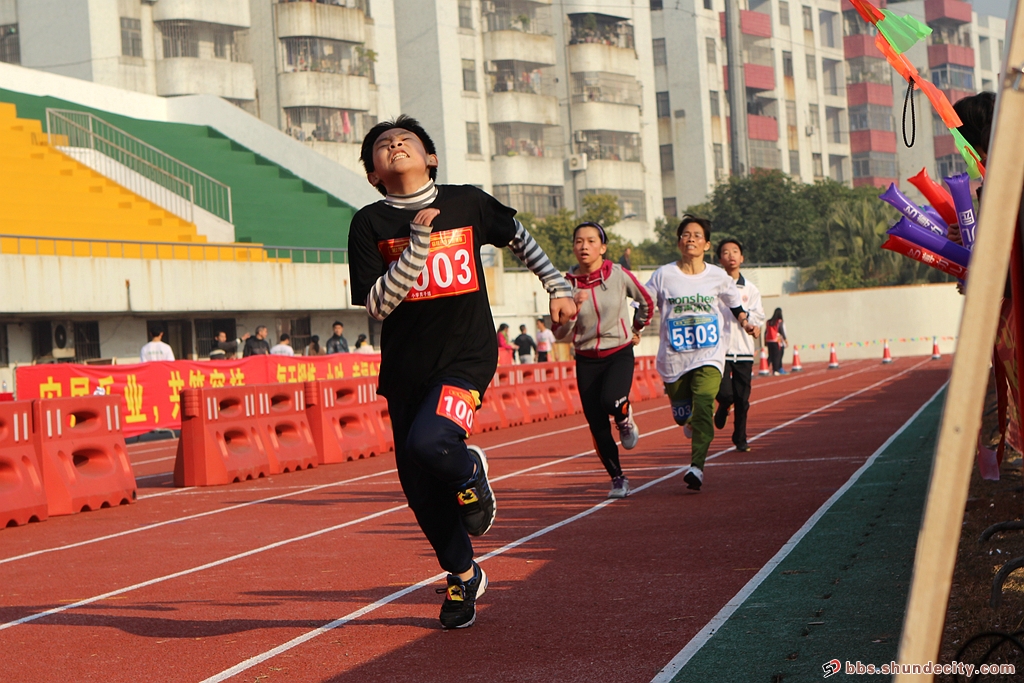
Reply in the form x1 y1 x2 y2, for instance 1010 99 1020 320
970 0 1013 19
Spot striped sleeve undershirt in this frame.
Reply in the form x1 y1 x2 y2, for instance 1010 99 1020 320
365 222 432 321
509 220 572 299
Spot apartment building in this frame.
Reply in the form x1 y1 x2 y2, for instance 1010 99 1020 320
651 0 852 212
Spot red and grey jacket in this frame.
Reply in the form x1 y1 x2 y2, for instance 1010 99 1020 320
553 260 653 358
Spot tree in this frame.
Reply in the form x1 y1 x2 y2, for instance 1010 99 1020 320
503 193 626 271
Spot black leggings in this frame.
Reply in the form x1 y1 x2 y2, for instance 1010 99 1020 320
387 378 478 575
767 342 784 373
575 345 635 479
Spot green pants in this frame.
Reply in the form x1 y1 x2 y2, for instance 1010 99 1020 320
664 365 723 470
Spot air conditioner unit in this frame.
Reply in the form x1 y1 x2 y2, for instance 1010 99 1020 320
483 60 496 73
805 125 816 136
568 153 588 172
573 130 587 143
52 321 75 359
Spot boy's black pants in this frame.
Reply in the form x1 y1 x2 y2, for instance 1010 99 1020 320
387 378 478 575
716 360 752 448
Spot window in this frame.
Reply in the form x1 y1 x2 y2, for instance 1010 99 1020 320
74 322 101 363
281 37 372 79
288 316 312 355
812 152 824 178
570 13 635 48
931 64 974 91
120 18 142 58
805 54 816 80
0 24 19 65
571 71 642 105
847 56 890 85
491 122 552 157
849 104 892 131
0 323 8 366
492 60 549 95
653 38 667 66
493 185 563 218
577 130 642 162
466 122 482 155
819 10 836 48
979 36 991 71
789 150 801 176
458 0 473 30
213 27 236 60
663 197 677 217
822 59 841 95
802 6 813 32
706 37 717 64
779 1 790 26
159 21 199 58
660 144 674 172
749 140 782 170
579 189 647 220
782 51 793 77
704 0 713 9
650 0 664 9
285 107 367 143
829 155 846 183
982 78 993 91
825 107 845 143
852 152 896 179
713 143 725 178
709 90 720 117
462 59 477 91
938 153 967 178
656 91 670 118
808 103 820 128
194 319 237 358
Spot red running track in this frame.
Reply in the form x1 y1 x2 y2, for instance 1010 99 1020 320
0 358 951 683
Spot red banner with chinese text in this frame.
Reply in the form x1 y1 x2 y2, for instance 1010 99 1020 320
16 354 381 438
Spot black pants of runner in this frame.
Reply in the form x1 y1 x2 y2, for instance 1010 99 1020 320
537 351 549 362
716 360 753 448
387 378 478 575
767 342 784 373
575 345 634 479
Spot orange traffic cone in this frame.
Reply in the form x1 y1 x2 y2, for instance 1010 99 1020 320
828 343 840 369
931 336 941 360
791 347 803 372
881 339 893 364
758 347 770 376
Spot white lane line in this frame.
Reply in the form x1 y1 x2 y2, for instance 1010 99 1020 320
196 360 934 683
648 379 947 683
524 457 865 477
131 455 177 467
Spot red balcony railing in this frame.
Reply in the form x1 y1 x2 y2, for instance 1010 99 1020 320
924 0 971 25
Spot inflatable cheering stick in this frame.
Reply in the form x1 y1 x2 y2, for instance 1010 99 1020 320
887 218 970 268
907 168 957 226
944 172 977 250
920 206 948 236
879 183 945 235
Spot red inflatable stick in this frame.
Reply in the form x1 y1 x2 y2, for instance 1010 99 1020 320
908 168 958 228
881 234 969 279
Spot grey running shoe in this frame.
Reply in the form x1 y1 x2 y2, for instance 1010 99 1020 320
615 407 639 450
458 446 496 536
437 561 487 629
608 475 630 498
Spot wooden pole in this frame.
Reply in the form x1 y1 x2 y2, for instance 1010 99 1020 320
895 7 1024 680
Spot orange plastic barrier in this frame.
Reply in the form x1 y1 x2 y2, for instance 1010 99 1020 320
530 364 572 418
0 400 48 528
517 368 554 422
474 379 506 432
489 367 527 427
34 395 136 515
173 386 272 487
254 385 318 474
630 356 655 402
304 378 384 463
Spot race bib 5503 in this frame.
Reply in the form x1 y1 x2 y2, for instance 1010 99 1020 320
668 315 720 352
378 227 479 301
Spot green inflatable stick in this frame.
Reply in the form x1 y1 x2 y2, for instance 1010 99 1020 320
876 10 932 54
950 128 984 180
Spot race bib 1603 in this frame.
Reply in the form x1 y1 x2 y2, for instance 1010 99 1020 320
668 315 720 352
377 227 480 301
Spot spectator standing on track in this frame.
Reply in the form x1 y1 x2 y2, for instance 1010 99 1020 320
348 115 575 629
554 221 652 498
326 322 349 354
513 325 537 364
535 319 556 361
713 239 764 452
209 331 250 360
243 326 271 357
140 328 175 362
496 323 516 363
354 334 376 354
304 335 323 356
270 334 295 356
645 216 755 491
765 309 787 375
618 246 632 271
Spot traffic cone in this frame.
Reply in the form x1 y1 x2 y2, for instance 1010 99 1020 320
881 339 893 364
931 336 941 360
758 347 770 376
791 347 803 372
828 343 840 369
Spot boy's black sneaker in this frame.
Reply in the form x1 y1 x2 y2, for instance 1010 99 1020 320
437 561 488 629
736 443 751 452
457 446 496 536
714 403 729 430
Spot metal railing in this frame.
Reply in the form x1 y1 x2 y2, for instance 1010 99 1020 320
262 246 348 264
46 109 233 224
0 234 266 262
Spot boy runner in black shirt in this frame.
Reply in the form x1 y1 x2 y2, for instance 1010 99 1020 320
349 116 576 629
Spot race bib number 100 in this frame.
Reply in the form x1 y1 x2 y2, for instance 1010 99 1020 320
436 385 479 435
378 227 479 301
668 315 720 352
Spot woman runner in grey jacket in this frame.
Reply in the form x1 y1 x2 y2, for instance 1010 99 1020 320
553 222 653 498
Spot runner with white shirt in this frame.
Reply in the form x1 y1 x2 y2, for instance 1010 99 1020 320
535 320 555 361
645 216 756 490
140 328 175 362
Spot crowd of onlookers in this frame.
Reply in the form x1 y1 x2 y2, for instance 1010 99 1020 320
496 319 557 364
140 321 377 362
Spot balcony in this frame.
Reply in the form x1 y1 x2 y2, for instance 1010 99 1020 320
850 130 897 153
566 43 637 77
153 0 250 27
718 10 773 38
846 81 893 107
844 34 883 59
487 91 559 126
583 159 645 191
934 134 959 158
928 43 974 68
274 2 365 43
571 101 640 133
156 59 255 100
490 155 563 187
483 31 557 67
278 70 371 111
924 0 972 26
723 64 775 91
747 114 778 141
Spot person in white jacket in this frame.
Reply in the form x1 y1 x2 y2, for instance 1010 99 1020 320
713 239 765 451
